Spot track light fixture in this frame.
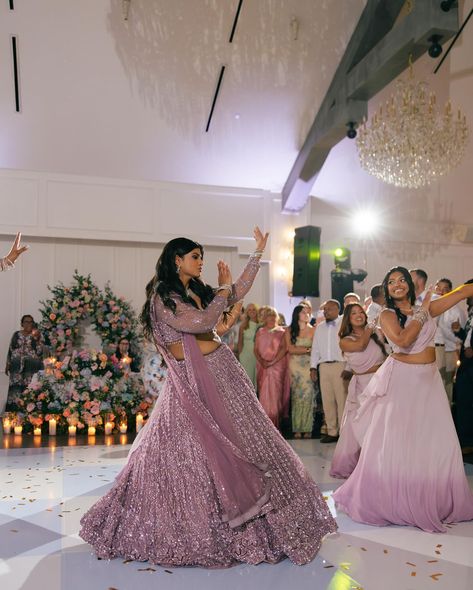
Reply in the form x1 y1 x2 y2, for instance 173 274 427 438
346 121 357 139
428 34 443 58
440 0 456 12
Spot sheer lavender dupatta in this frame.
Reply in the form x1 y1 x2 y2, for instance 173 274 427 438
147 331 271 528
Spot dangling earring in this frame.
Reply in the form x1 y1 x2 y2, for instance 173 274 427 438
176 265 180 274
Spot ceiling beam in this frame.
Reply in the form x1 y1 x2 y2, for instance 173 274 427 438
281 0 458 213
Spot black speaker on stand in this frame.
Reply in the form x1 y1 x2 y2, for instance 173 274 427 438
292 226 321 297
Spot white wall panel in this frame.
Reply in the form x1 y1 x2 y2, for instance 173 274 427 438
46 181 155 235
0 177 39 227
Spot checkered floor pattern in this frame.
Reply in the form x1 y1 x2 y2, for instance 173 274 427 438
1 440 472 590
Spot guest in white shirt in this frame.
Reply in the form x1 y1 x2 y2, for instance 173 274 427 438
366 284 385 325
343 292 360 307
310 299 345 443
434 278 467 403
409 268 429 305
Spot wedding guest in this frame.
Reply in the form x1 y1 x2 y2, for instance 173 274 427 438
254 307 290 429
434 278 466 403
366 284 385 324
299 299 316 326
237 303 259 385
257 305 270 324
329 303 386 478
310 300 345 443
334 267 473 532
5 315 44 411
80 227 336 566
343 292 360 307
219 301 244 354
0 232 28 272
285 305 315 439
409 268 428 305
114 338 140 372
453 287 473 452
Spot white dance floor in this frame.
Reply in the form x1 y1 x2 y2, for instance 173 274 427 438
1 438 472 590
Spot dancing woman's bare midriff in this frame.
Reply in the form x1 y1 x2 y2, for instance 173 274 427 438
167 332 221 361
391 346 436 364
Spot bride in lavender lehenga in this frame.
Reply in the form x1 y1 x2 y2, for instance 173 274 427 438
79 227 336 568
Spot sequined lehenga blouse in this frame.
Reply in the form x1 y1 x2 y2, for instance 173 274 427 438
79 255 336 567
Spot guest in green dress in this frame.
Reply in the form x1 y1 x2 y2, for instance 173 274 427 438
237 303 259 386
285 305 315 438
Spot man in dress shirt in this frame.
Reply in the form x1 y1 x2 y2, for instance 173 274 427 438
310 299 345 443
434 278 467 403
409 269 429 305
453 290 473 452
366 284 385 325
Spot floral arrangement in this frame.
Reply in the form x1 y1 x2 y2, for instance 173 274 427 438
39 272 141 356
13 351 155 434
5 272 152 434
95 284 141 355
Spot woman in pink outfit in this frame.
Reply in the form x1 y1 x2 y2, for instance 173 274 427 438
329 303 386 478
334 267 473 532
80 228 336 567
254 307 290 429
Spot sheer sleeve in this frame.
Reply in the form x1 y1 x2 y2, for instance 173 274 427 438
228 255 261 305
153 293 228 334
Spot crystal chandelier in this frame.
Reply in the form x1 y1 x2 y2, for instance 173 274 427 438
356 58 469 189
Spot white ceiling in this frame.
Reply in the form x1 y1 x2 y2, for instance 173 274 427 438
0 0 367 193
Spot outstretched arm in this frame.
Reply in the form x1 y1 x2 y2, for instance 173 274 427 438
429 283 473 318
153 294 229 334
228 227 269 304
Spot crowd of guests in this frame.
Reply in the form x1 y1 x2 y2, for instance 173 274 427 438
221 268 473 453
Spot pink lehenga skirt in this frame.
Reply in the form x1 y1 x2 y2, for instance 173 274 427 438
329 372 373 479
333 357 473 532
79 345 336 567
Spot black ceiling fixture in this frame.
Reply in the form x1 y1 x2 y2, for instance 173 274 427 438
428 34 443 58
346 122 357 139
434 7 473 73
440 0 456 12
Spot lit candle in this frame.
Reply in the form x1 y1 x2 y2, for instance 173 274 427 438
104 422 113 435
33 427 42 436
68 425 77 437
14 425 23 435
136 414 144 432
49 418 57 436
3 418 11 434
119 422 127 434
88 426 96 436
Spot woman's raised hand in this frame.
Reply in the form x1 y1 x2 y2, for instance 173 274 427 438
7 232 29 263
217 260 232 287
254 226 269 253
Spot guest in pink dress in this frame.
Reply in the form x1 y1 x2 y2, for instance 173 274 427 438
80 228 336 567
334 266 473 532
254 307 290 429
329 303 386 478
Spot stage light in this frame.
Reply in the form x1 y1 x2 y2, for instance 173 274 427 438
352 209 380 236
334 247 351 270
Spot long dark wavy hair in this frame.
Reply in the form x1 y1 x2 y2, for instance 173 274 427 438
338 303 387 355
382 266 416 328
140 238 215 339
289 305 307 344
